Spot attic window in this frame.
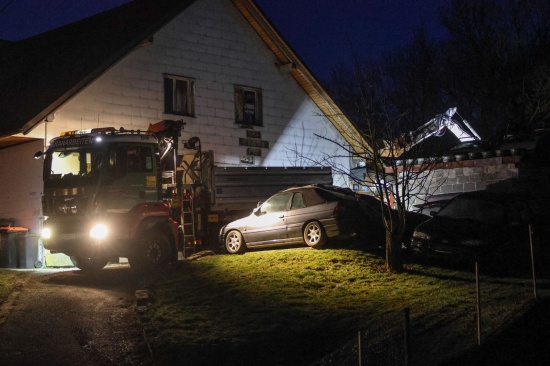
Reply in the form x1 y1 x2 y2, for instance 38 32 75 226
235 86 262 127
164 75 195 117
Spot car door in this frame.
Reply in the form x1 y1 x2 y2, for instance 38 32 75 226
243 192 292 245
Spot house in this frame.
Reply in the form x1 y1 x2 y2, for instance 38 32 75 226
0 0 368 235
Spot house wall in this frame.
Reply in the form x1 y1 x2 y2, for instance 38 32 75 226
0 140 44 233
25 0 350 184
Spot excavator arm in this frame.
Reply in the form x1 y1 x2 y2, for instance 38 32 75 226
379 108 481 157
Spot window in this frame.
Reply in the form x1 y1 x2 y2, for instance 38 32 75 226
235 86 262 126
291 192 306 209
109 145 154 176
260 193 291 213
164 75 195 116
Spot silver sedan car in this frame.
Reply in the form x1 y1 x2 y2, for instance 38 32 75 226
219 185 365 254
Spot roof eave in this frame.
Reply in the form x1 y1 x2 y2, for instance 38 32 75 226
232 0 372 155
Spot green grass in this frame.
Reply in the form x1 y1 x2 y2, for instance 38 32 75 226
0 270 31 303
148 248 548 365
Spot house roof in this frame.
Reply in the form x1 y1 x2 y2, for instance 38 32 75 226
0 0 371 153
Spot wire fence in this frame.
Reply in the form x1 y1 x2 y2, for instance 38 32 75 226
310 311 408 366
308 229 549 366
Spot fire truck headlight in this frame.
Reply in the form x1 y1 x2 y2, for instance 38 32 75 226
90 224 108 239
42 228 52 239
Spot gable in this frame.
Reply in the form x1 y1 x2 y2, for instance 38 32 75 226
0 0 197 138
0 0 372 155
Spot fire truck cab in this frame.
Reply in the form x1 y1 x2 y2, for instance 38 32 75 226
37 124 182 272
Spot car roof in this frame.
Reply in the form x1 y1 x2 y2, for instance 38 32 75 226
281 184 357 200
453 189 531 203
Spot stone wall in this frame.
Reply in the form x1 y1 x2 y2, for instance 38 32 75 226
408 155 521 211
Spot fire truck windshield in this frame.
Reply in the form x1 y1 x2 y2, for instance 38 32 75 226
45 146 103 186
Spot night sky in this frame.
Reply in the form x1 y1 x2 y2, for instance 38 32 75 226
0 0 447 80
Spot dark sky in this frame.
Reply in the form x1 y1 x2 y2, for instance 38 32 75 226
0 0 447 80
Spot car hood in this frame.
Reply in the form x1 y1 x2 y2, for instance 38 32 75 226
224 214 253 230
414 216 490 243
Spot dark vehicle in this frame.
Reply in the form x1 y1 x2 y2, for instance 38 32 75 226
445 139 494 160
220 185 366 254
410 190 533 262
220 184 429 254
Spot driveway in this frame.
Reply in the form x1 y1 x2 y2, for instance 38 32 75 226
0 265 152 365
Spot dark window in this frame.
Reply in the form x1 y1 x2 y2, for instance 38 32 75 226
109 145 154 176
164 75 195 116
235 86 262 126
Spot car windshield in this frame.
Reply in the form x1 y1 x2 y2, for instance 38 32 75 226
437 197 505 224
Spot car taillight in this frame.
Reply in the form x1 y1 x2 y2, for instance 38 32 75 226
333 204 346 215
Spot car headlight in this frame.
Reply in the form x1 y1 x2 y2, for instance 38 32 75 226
460 239 484 247
42 227 52 239
412 230 431 240
90 224 108 239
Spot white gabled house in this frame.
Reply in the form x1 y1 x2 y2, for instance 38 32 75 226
0 0 368 236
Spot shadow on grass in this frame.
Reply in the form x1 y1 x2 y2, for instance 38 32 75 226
441 297 550 366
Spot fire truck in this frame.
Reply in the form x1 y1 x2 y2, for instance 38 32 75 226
35 121 332 272
35 121 185 272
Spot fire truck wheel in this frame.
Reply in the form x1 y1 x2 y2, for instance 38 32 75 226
303 221 326 248
71 256 109 273
225 230 246 254
129 230 171 272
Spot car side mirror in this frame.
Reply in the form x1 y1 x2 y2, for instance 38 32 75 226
430 210 437 217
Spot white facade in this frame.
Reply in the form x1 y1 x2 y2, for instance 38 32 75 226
25 0 350 179
0 140 44 233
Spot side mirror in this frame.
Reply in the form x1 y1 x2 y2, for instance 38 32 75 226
430 210 438 217
34 151 44 160
253 207 264 216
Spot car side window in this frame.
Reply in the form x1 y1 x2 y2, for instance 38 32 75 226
261 192 292 213
291 192 306 210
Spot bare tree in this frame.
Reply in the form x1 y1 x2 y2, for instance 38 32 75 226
310 67 447 273
440 0 550 139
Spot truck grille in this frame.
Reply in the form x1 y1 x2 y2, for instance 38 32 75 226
48 196 90 216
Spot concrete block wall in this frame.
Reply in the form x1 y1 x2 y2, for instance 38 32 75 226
407 156 520 210
25 0 349 177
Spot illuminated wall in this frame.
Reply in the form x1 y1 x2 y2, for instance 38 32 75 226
24 0 351 185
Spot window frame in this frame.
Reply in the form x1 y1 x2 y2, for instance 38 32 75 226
234 85 263 127
164 74 195 117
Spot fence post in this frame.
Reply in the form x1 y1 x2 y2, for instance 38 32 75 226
357 329 362 366
475 259 482 345
404 307 410 366
529 223 538 300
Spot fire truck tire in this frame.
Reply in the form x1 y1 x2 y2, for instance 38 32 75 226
128 230 171 272
225 230 246 254
71 256 109 273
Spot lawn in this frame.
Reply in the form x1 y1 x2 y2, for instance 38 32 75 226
146 247 548 366
0 270 31 303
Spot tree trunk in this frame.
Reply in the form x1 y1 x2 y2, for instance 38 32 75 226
385 230 403 273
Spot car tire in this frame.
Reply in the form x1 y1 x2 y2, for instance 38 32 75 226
225 230 246 254
304 221 326 248
128 230 172 273
71 255 108 273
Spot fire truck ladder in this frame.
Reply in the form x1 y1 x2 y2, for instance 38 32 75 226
181 186 197 257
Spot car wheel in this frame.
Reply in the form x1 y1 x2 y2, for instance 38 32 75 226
128 230 172 273
225 230 246 254
304 221 326 248
71 255 108 273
